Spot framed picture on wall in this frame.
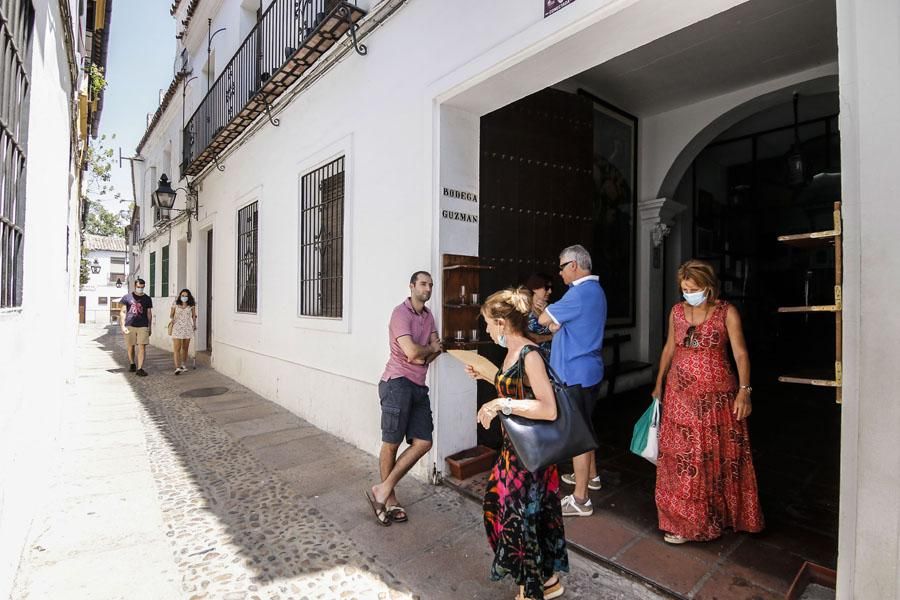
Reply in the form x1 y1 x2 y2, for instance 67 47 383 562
578 89 638 328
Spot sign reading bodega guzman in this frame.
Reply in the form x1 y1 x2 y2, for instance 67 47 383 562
544 0 575 18
441 185 478 225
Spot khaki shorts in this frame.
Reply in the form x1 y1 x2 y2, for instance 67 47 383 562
124 326 150 346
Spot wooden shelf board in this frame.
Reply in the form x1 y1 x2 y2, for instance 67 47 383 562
444 303 482 309
777 231 839 248
777 305 840 313
443 264 494 271
445 341 492 349
778 374 841 387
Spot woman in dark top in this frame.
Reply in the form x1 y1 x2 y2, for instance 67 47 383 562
465 287 567 600
523 272 554 353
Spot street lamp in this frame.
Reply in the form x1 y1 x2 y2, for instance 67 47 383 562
90 259 101 274
153 174 197 219
153 173 200 242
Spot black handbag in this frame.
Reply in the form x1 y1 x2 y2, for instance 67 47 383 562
499 346 598 472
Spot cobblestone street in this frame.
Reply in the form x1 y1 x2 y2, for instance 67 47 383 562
11 326 664 600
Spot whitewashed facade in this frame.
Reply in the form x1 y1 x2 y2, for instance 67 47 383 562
0 1 113 597
131 1 900 597
80 234 128 324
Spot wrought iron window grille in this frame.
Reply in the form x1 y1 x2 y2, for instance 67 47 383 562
0 0 35 308
236 201 259 313
300 157 344 318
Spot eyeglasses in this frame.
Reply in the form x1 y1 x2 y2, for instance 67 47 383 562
683 325 699 348
558 260 573 272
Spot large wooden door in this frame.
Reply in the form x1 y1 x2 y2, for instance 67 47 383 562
78 296 86 324
479 87 593 293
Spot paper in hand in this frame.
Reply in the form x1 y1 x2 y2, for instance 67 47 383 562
447 349 499 382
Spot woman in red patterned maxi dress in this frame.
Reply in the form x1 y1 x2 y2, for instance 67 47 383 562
651 260 764 544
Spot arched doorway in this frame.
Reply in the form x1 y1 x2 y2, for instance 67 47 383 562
662 87 842 571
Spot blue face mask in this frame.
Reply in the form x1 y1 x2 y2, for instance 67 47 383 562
683 290 708 306
180 296 189 303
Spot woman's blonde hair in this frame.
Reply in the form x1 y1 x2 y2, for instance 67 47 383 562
481 287 532 334
676 259 720 302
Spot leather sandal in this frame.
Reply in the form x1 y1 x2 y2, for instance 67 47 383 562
386 504 408 523
364 491 391 526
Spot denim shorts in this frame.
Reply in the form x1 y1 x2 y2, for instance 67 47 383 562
378 377 433 444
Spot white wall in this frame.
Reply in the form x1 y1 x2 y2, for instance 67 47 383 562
835 0 900 597
0 1 80 597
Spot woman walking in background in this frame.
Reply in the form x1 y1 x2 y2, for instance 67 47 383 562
169 289 197 375
652 260 764 544
465 287 567 600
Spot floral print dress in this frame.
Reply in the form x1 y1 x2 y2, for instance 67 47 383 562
483 345 568 599
655 301 765 540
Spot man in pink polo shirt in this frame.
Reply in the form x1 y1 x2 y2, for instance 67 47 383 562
366 271 442 526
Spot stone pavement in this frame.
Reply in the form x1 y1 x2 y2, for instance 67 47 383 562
11 325 667 600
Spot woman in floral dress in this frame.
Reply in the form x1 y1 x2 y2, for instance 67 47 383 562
465 287 568 600
652 260 764 543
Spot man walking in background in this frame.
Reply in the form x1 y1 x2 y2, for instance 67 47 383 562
539 244 607 517
120 278 153 377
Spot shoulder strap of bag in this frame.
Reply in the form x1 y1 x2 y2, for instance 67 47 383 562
515 345 566 392
513 345 542 399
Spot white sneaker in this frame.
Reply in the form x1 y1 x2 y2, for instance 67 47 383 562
560 494 593 517
560 473 602 490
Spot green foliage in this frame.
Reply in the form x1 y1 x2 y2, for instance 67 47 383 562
84 134 119 200
85 202 125 237
89 64 108 98
79 248 91 288
82 134 125 236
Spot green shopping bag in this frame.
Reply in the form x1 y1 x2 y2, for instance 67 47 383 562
629 397 660 465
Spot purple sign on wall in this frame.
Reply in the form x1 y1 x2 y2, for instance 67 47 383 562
544 0 575 18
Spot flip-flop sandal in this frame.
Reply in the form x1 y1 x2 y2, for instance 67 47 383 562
364 491 392 527
386 505 408 523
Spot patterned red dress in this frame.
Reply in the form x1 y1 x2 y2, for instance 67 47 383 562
655 301 764 541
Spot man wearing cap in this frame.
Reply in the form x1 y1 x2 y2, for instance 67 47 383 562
366 271 442 526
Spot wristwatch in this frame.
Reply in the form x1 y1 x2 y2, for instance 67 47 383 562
500 397 513 416
739 385 752 394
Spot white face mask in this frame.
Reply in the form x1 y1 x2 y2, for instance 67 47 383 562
180 296 189 302
683 290 708 306
134 289 145 296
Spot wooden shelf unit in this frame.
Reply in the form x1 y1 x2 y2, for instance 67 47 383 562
776 201 843 403
442 254 493 350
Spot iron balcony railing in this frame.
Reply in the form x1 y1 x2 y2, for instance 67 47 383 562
181 0 366 177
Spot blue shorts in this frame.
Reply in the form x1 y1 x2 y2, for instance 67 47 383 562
378 377 433 444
